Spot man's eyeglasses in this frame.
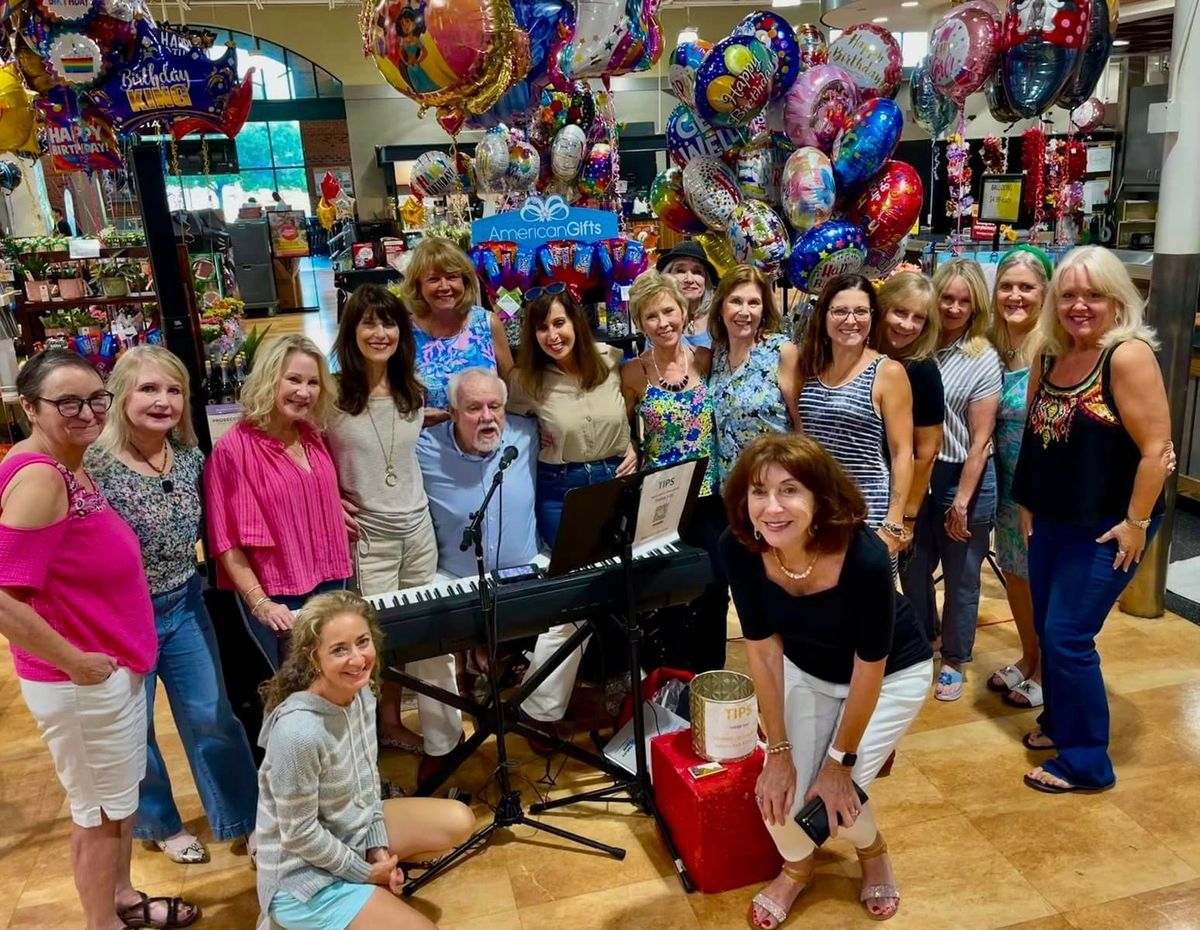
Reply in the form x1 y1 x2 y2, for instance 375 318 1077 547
523 282 569 302
36 392 114 418
829 307 873 321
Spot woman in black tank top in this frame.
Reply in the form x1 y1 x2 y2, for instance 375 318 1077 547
1012 246 1173 794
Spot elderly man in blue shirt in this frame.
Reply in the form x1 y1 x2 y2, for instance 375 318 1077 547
417 367 585 749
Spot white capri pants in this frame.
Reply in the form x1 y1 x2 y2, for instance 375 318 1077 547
20 666 148 828
765 657 932 861
520 622 589 723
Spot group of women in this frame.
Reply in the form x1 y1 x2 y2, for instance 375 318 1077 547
0 233 1172 930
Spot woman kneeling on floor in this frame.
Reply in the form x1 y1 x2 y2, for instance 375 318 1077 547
720 434 933 927
255 590 475 930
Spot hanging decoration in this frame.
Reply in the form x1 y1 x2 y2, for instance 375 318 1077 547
1057 0 1115 111
944 133 973 221
981 135 1006 174
1022 126 1047 237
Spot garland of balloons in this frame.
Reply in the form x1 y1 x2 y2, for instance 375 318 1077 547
0 0 255 172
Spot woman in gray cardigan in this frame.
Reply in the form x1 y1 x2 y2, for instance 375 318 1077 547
254 590 474 930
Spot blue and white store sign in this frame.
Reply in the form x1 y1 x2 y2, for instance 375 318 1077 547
470 195 620 247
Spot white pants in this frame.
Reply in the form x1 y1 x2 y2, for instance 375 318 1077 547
766 658 932 861
357 513 463 757
520 623 589 723
20 666 147 828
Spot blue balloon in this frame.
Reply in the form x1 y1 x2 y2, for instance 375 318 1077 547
1001 37 1078 119
1057 0 1113 111
984 66 1022 123
734 11 801 101
831 98 903 192
786 219 867 293
694 34 776 129
909 57 955 139
466 1 567 130
665 103 748 169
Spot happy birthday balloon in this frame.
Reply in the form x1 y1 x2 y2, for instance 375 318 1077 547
410 150 458 199
909 57 956 138
728 199 790 278
786 219 867 293
665 102 747 169
795 23 828 72
734 11 800 100
550 123 587 180
828 23 902 101
783 64 858 152
667 39 712 109
694 34 776 129
862 242 904 279
578 142 614 198
929 1 1001 106
848 160 924 250
832 97 904 192
682 155 742 231
1057 0 1113 110
780 146 836 232
1070 95 1105 133
39 87 122 172
650 166 708 235
1000 0 1090 118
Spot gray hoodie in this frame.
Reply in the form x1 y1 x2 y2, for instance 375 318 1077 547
254 687 388 922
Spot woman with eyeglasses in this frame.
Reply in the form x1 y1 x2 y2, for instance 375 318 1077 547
87 346 258 869
795 274 913 557
0 349 199 930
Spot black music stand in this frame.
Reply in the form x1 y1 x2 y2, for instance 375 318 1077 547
401 475 626 896
530 460 705 893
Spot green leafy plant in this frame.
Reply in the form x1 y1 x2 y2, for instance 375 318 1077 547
241 323 272 371
16 253 50 281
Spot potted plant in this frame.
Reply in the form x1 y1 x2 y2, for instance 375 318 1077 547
97 256 129 297
51 263 86 300
17 253 51 302
42 307 84 337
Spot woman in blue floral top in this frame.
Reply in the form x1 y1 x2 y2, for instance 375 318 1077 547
88 346 259 866
707 265 801 490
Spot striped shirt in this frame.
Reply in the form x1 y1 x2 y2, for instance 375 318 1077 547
935 338 1003 463
798 356 890 528
205 420 352 596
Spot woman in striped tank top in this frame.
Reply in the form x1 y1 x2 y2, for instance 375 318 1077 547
795 274 913 558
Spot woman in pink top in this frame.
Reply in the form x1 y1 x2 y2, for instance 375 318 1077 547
0 349 198 930
205 334 351 670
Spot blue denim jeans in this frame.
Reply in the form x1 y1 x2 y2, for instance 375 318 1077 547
900 458 997 665
236 578 348 672
1029 513 1162 789
136 573 259 841
535 457 622 547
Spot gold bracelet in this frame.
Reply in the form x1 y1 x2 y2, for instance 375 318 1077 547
250 595 271 614
766 741 793 755
1125 515 1152 530
243 583 264 601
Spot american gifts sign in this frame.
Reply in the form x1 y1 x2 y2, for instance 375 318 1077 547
470 195 619 247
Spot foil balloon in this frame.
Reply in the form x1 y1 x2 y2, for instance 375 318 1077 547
694 34 776 129
562 0 627 79
39 88 122 171
170 67 255 140
410 150 458 199
786 219 867 294
566 80 596 131
827 23 902 101
733 135 791 203
1057 0 1114 110
578 143 614 198
984 66 1022 122
734 11 800 100
535 87 571 141
999 0 1090 118
832 97 904 192
550 123 587 180
665 103 746 169
847 160 924 250
696 232 737 278
795 24 828 72
929 1 1002 107
779 146 836 233
909 57 955 138
650 166 708 235
507 137 540 191
728 200 790 278
862 242 904 279
782 64 858 152
475 127 511 191
1070 95 1105 133
667 39 711 109
0 63 36 154
682 155 742 231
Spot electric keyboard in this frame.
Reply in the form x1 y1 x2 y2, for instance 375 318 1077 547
368 540 711 663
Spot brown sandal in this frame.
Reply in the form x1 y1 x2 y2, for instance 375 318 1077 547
747 859 815 929
118 893 201 929
856 835 900 921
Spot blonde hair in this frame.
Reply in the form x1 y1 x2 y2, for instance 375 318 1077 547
1032 245 1158 358
259 590 383 714
874 272 940 361
989 250 1050 365
97 346 197 455
932 259 992 357
239 334 337 431
629 270 688 331
398 237 480 319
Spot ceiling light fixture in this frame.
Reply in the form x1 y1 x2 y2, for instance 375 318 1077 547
772 0 807 8
872 16 889 22
900 1 920 6
1113 38 1130 46
677 27 699 44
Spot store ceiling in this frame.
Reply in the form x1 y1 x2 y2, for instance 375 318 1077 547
1114 13 1175 56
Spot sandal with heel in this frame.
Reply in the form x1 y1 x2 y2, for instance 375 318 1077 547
856 835 900 921
747 859 814 929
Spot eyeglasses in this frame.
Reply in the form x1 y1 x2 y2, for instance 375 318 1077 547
829 307 873 321
524 282 568 302
35 392 114 418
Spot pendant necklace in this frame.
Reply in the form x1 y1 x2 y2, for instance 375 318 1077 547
367 399 399 487
132 440 174 494
773 548 818 581
648 346 690 392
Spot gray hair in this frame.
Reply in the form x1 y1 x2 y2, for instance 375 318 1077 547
447 367 507 410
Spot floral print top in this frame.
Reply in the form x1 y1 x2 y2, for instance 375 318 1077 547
709 333 792 489
993 366 1030 576
638 381 718 497
411 307 497 410
87 440 205 596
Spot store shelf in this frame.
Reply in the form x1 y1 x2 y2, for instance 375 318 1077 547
23 294 159 311
11 247 149 261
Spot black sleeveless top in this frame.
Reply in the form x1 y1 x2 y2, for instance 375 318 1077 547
1012 343 1162 527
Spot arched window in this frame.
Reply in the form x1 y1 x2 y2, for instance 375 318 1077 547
201 28 342 100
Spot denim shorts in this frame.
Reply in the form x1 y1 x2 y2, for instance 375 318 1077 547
269 881 375 930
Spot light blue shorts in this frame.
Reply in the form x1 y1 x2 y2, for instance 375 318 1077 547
269 881 375 930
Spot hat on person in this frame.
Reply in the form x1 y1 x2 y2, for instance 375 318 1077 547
655 239 718 285
1001 243 1053 280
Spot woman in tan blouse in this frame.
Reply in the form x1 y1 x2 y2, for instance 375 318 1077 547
508 284 636 547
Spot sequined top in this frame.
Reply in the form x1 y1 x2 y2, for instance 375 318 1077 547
709 333 791 489
411 307 497 410
637 380 718 497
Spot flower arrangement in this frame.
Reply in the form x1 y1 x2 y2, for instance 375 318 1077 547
98 227 146 248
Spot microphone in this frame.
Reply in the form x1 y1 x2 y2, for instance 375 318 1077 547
498 445 518 470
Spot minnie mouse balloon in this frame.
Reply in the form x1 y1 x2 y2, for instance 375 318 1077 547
1057 0 1113 110
651 167 708 234
550 123 587 180
734 11 801 100
783 64 858 152
832 98 904 192
828 24 902 101
929 1 1001 106
1000 0 1090 118
847 160 924 250
682 155 742 231
694 34 776 129
786 219 867 293
728 200 790 278
910 57 955 138
665 103 747 169
1070 95 1105 133
780 147 836 232
667 39 712 109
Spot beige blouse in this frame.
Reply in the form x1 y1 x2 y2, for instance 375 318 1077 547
508 344 631 464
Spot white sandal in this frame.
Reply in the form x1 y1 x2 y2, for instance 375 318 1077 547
155 833 209 864
1004 678 1044 708
987 664 1025 693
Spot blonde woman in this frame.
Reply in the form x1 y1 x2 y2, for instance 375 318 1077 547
399 237 514 425
205 334 351 670
255 590 474 930
89 346 259 866
1013 246 1170 793
899 259 1002 702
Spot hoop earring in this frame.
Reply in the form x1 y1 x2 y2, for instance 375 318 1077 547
754 526 763 541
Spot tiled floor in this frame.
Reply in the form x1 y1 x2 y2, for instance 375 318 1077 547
5 569 1200 930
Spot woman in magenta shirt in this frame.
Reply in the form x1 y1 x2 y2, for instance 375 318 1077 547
205 334 352 670
0 349 198 930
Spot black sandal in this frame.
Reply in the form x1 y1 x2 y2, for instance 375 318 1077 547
118 893 201 929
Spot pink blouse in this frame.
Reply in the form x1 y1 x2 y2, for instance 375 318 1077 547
0 453 157 683
204 420 351 597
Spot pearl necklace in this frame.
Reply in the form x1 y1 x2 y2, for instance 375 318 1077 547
773 548 818 581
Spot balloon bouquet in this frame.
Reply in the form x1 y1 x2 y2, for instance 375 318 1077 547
652 11 922 295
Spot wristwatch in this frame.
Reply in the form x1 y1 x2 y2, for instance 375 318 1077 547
827 746 858 767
